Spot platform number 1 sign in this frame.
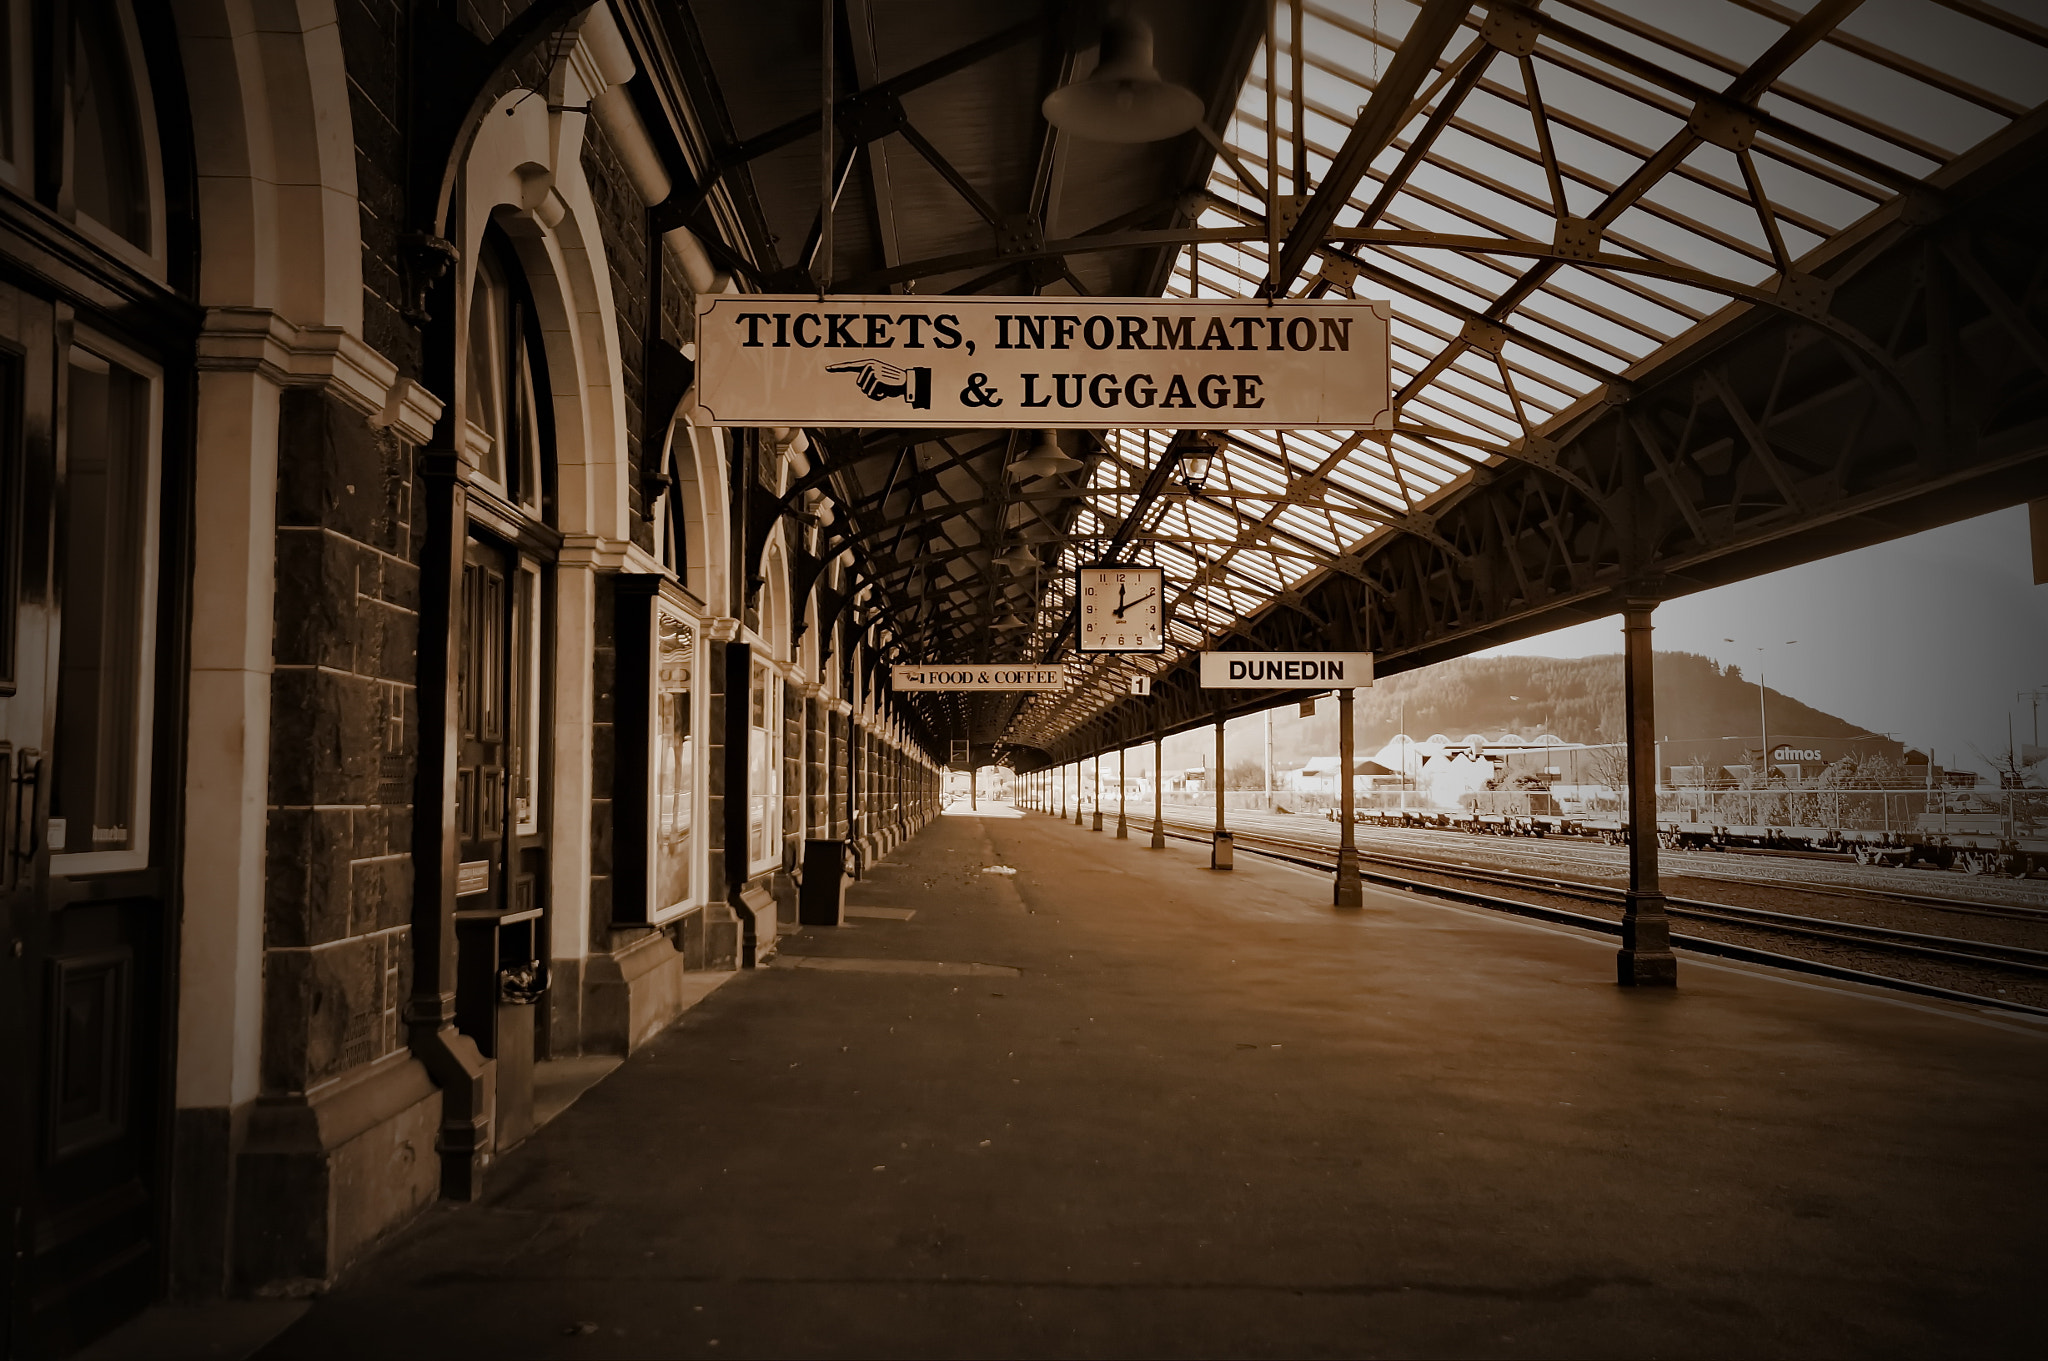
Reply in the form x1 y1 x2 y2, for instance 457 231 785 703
1076 565 1165 654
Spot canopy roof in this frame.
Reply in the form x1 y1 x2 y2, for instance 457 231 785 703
669 0 2048 764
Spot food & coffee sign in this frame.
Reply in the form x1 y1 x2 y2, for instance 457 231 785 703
694 296 1391 430
892 664 1070 692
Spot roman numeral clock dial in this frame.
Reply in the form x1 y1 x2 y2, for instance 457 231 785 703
1075 565 1165 653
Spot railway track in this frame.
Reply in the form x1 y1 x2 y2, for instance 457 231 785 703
1175 811 2048 921
1140 816 2048 1018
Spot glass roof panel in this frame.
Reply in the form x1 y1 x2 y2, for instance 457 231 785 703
1003 0 2042 755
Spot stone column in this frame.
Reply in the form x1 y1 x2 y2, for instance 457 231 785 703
1619 599 1678 986
1335 689 1363 908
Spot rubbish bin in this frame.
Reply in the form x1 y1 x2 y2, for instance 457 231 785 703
455 905 545 1152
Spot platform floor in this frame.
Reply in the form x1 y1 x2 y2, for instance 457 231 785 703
255 805 2046 1359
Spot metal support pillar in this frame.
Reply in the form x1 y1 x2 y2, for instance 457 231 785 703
1211 710 1232 870
1116 742 1128 839
1618 599 1678 986
1151 706 1166 849
969 763 977 811
1091 754 1103 831
1074 762 1084 825
1335 688 1362 907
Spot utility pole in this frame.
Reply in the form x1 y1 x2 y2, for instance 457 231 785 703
2019 688 2046 749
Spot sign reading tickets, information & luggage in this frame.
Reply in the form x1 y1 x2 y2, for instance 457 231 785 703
694 296 1392 430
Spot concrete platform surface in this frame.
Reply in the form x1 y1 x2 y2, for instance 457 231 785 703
255 807 2047 1359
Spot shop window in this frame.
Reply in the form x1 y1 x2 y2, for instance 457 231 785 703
69 0 154 253
611 577 699 924
748 660 778 869
653 610 693 912
513 561 543 833
0 1 28 185
51 342 159 872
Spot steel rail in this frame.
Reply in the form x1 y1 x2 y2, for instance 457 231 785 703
1155 817 2048 969
1140 820 2048 1016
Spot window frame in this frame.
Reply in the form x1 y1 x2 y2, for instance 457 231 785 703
49 327 161 878
63 0 168 278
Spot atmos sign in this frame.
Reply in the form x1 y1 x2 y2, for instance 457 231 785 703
893 664 1070 691
694 296 1392 430
1200 652 1374 688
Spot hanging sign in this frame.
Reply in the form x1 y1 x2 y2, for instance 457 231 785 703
693 296 1392 430
1200 651 1373 689
893 663 1070 691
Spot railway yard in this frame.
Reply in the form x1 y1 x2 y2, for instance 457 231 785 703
1128 806 2048 1015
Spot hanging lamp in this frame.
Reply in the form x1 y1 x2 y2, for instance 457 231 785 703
992 543 1039 572
1008 430 1085 481
1042 15 1204 144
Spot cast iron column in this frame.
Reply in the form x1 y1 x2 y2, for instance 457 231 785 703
1335 688 1362 907
1091 754 1103 831
1211 710 1232 870
1116 742 1128 839
1151 704 1166 848
1619 598 1678 986
1074 761 1084 825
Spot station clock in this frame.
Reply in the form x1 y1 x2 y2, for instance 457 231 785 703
1075 564 1165 653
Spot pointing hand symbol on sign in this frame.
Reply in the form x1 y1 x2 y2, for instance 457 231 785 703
826 359 932 409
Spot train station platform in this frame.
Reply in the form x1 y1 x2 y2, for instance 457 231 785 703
223 804 2045 1359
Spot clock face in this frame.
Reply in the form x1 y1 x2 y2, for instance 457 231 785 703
1075 565 1165 653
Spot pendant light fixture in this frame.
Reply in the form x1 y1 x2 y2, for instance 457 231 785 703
992 543 1039 572
1178 446 1213 492
1042 14 1204 144
1007 430 1085 481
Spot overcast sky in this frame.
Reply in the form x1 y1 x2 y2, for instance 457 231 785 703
1473 504 2048 776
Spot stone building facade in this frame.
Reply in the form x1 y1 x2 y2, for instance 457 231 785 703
0 2 938 1351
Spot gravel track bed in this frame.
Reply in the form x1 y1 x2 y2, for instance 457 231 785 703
1151 812 2048 1010
1365 857 2048 1013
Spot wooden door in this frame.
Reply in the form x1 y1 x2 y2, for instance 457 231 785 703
457 539 510 912
0 290 173 1353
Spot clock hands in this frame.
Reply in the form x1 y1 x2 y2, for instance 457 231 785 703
1112 588 1155 619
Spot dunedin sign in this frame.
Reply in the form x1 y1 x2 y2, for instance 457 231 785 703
1199 651 1374 689
694 296 1392 430
893 664 1070 692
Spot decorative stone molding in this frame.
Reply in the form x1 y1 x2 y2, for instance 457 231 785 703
829 699 852 716
705 616 742 643
198 307 443 443
557 534 633 572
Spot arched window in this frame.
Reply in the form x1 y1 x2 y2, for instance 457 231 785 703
463 233 552 520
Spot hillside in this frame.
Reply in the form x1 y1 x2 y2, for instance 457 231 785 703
1252 652 1873 766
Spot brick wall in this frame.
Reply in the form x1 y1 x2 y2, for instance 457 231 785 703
262 389 421 1094
338 0 418 378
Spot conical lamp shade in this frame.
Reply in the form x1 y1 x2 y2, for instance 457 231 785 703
1008 430 1086 480
1042 16 1204 144
992 544 1038 571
